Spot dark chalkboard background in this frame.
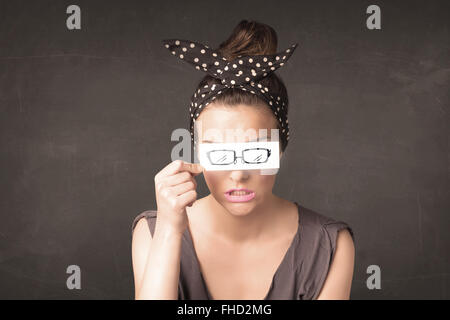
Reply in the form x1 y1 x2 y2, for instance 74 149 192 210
0 0 449 299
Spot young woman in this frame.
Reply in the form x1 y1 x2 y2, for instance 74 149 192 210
131 20 355 300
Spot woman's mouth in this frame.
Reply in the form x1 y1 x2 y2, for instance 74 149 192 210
224 188 256 202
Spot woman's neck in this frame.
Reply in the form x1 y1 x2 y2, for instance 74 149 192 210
193 193 284 244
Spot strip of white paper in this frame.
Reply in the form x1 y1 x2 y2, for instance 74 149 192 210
197 141 279 171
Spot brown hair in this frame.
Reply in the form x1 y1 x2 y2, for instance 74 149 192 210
193 20 290 152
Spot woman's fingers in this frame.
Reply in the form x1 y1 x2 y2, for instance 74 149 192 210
171 180 197 197
156 160 203 182
182 161 204 176
165 171 195 186
156 172 197 192
153 160 201 234
176 189 197 208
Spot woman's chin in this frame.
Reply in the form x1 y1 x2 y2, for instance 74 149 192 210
222 201 258 216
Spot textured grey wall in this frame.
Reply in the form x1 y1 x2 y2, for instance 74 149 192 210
0 0 449 299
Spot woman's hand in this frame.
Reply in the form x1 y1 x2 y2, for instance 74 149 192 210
154 160 203 235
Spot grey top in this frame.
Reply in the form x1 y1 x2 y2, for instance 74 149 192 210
131 201 355 300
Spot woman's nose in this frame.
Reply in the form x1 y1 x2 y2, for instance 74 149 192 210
229 170 250 182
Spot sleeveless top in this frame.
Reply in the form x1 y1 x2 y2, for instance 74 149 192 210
131 201 355 300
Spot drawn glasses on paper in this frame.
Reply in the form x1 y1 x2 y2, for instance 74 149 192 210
197 141 280 173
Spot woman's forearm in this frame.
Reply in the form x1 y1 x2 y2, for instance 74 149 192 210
135 220 184 300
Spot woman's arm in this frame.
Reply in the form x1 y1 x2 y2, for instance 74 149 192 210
132 217 184 300
132 160 203 299
316 229 355 300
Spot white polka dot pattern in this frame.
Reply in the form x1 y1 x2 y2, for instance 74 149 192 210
162 39 298 144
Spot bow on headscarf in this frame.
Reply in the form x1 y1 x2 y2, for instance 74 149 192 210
162 39 298 144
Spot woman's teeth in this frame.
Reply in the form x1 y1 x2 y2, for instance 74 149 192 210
230 191 251 196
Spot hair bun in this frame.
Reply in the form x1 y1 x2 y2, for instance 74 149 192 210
217 20 278 61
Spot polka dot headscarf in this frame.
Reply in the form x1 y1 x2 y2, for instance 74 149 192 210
162 39 298 145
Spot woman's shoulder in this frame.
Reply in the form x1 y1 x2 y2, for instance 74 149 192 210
297 203 355 244
294 203 355 300
131 209 157 237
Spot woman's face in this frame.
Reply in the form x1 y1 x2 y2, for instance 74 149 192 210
195 103 282 216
